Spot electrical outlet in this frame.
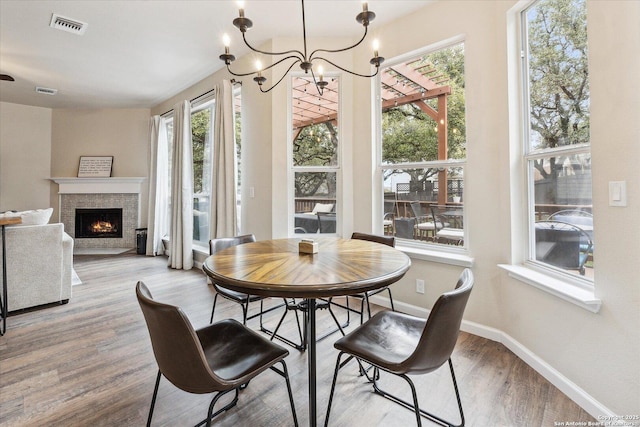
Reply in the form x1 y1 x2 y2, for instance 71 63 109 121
416 279 425 294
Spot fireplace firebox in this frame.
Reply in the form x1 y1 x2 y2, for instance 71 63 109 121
75 208 123 239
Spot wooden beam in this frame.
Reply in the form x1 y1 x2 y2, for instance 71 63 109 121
293 116 337 131
437 94 449 205
389 63 442 91
381 86 452 110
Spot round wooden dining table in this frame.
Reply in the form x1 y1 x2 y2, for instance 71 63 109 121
202 236 411 426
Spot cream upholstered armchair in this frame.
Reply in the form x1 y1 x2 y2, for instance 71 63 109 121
0 222 73 311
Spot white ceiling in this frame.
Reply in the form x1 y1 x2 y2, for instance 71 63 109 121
0 0 429 110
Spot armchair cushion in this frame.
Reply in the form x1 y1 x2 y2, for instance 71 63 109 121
0 223 73 311
0 208 53 226
311 203 334 214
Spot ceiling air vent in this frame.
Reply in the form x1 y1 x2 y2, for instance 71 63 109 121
49 14 88 35
36 87 58 95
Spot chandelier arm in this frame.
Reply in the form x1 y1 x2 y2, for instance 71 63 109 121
241 32 305 58
258 60 303 93
314 57 382 78
226 56 302 77
308 68 324 96
309 25 368 60
225 64 261 78
261 56 303 73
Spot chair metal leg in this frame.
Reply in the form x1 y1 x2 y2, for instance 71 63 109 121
387 288 395 311
364 293 372 320
270 360 299 427
370 358 465 427
261 298 305 351
326 303 346 337
240 302 249 325
194 388 239 427
263 298 347 352
209 293 219 324
324 351 347 427
146 370 162 427
149 370 241 427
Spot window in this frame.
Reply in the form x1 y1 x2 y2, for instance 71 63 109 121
161 85 241 248
191 100 215 245
522 0 593 278
291 75 340 235
379 42 466 248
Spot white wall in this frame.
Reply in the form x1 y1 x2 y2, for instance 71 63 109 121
50 108 151 224
500 0 640 416
0 102 52 213
348 0 638 417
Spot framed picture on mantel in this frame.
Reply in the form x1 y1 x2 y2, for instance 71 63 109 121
77 156 113 178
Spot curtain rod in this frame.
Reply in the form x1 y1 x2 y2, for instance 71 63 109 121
160 79 242 117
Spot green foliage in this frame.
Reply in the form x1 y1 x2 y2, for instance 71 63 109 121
382 43 467 188
191 108 211 194
293 121 338 197
527 0 590 178
293 122 338 167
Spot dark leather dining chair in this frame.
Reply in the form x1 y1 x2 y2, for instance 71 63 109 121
324 268 474 427
209 235 303 351
344 232 396 323
136 281 298 427
209 234 267 324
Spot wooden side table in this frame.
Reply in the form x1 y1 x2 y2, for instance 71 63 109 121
1 216 22 335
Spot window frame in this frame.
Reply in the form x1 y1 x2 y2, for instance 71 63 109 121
375 38 468 253
519 0 594 285
501 0 600 312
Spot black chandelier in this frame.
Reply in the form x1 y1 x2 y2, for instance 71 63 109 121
219 0 384 95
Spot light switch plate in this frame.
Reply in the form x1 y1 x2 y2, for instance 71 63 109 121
609 181 627 207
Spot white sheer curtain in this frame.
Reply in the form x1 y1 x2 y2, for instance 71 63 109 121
168 100 194 269
146 115 169 256
209 80 238 238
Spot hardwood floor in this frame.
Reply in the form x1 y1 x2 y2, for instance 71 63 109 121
0 252 595 426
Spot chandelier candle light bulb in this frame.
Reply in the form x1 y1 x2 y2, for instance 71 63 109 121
254 60 266 85
223 34 231 54
237 1 245 18
316 65 328 90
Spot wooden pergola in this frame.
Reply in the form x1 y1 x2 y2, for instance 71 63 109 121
291 58 453 204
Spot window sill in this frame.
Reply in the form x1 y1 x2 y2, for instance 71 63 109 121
498 264 601 313
397 243 474 267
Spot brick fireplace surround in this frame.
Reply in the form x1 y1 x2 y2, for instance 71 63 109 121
52 178 145 250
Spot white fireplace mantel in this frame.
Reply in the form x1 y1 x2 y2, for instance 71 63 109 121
51 177 146 194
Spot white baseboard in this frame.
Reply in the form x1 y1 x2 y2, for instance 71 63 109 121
368 294 614 420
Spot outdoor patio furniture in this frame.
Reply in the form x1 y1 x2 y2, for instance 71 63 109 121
410 202 447 241
427 205 463 245
383 199 396 235
535 220 593 275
